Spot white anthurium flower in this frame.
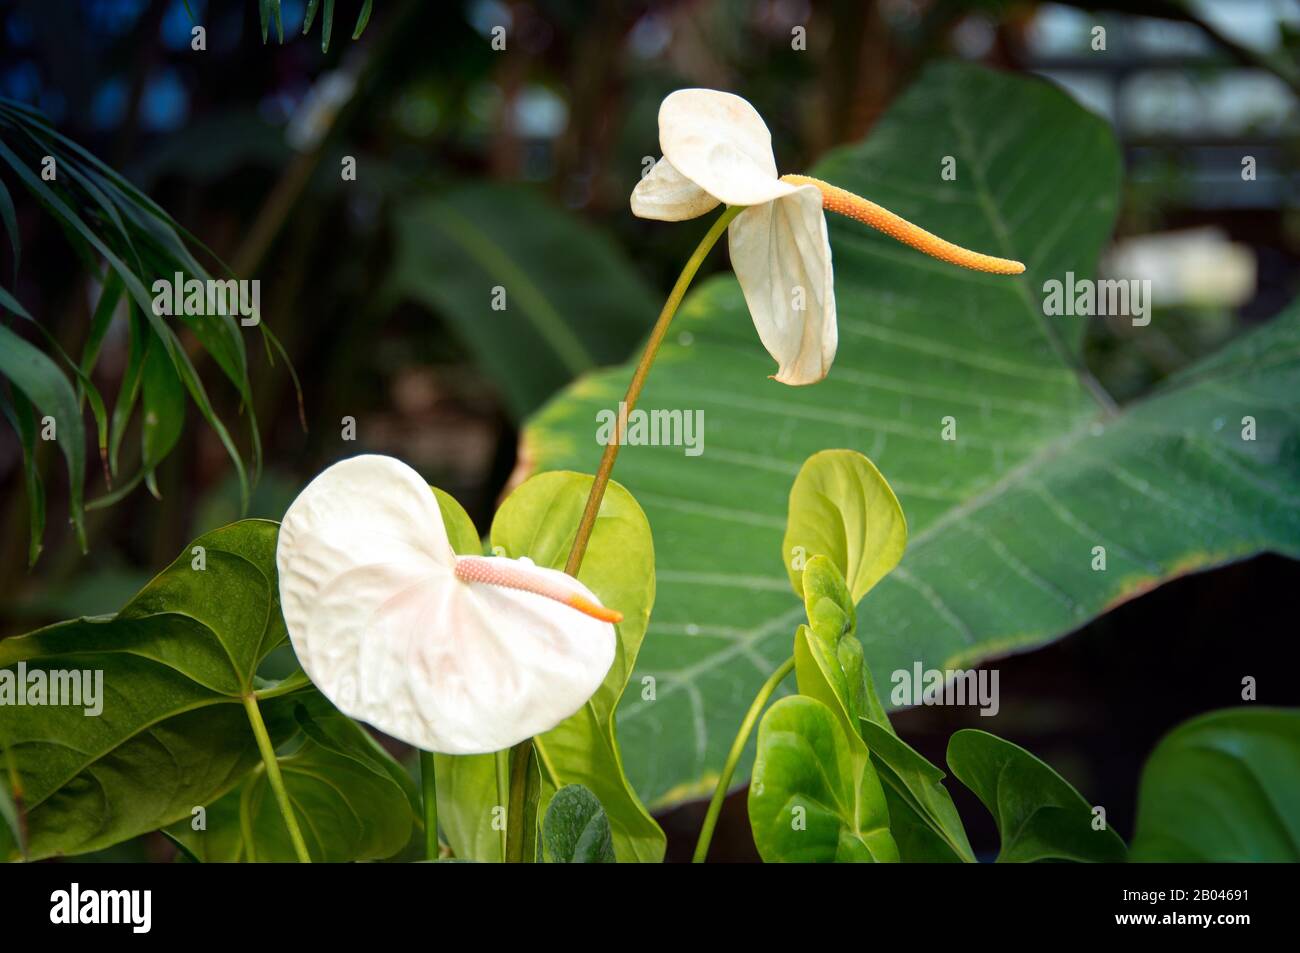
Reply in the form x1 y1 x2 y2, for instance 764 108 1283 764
632 88 1025 386
276 454 620 755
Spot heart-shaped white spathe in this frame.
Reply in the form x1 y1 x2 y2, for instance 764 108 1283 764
275 454 617 754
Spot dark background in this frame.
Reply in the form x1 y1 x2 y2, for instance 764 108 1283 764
1 0 1297 860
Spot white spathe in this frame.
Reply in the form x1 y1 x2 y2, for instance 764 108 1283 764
631 88 836 385
276 454 617 754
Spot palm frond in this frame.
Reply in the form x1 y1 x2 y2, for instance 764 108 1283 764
0 97 293 564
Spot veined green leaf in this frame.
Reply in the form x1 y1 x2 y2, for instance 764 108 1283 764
0 521 309 860
541 784 616 863
523 60 1300 808
170 693 417 862
386 185 659 419
748 695 897 863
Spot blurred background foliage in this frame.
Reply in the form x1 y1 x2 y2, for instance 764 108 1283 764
1 0 1297 860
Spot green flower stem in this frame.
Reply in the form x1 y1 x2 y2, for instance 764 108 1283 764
505 739 535 863
692 655 795 863
494 748 509 859
419 750 438 860
563 205 743 577
241 693 311 863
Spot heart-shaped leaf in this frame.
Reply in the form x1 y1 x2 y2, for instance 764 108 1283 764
0 520 306 860
541 784 616 863
1130 707 1300 862
784 450 906 602
523 60 1300 810
436 473 664 863
748 694 897 863
169 692 418 862
947 729 1126 863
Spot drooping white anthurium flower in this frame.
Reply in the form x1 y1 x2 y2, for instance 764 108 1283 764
276 454 620 755
632 88 1025 385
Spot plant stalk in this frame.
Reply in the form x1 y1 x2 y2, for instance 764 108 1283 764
241 693 312 863
419 750 439 861
692 655 795 863
563 205 742 576
504 739 535 863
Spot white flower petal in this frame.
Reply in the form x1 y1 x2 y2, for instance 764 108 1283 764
276 455 617 754
728 185 837 385
630 157 720 221
658 88 798 207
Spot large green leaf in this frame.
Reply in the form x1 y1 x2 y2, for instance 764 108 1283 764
0 520 306 860
169 693 418 862
524 60 1300 807
386 184 659 418
947 729 1127 863
435 473 664 862
748 695 897 863
1129 707 1300 862
488 472 663 863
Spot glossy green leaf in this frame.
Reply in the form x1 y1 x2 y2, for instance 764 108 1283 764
487 472 664 863
386 185 659 418
434 749 503 863
541 784 616 863
794 557 972 862
793 555 869 734
0 520 308 860
784 450 906 602
1130 707 1300 862
748 695 897 863
524 60 1300 808
170 693 417 862
431 484 483 556
947 729 1126 863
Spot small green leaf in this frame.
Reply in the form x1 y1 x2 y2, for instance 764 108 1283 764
431 485 482 556
783 449 906 603
108 304 147 478
541 785 615 863
947 729 1126 863
793 555 868 734
859 721 973 863
322 0 336 52
140 331 186 497
0 389 46 565
748 695 898 863
792 558 971 862
303 0 321 34
1130 707 1300 862
352 0 373 39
